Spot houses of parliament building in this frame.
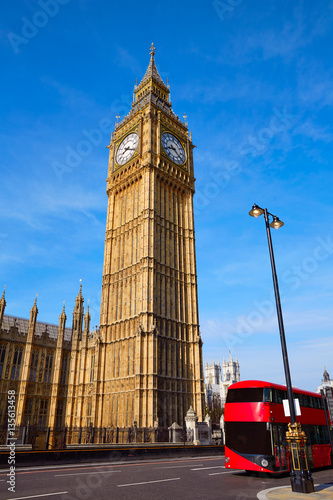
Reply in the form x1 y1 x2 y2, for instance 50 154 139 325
0 45 205 447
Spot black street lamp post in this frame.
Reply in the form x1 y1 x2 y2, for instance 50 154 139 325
249 204 314 494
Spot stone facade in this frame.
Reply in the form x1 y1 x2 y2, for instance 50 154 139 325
98 44 204 428
0 45 205 442
0 287 96 448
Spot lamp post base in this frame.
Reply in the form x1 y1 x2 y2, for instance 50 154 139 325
286 423 314 494
290 472 315 494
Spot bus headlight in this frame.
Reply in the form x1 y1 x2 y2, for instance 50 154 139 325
261 459 269 468
225 456 230 464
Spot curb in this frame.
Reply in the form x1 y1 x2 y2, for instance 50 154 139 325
257 484 333 499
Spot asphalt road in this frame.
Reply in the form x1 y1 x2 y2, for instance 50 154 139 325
0 456 332 500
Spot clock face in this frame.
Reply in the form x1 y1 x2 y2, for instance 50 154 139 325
161 132 186 165
116 132 139 165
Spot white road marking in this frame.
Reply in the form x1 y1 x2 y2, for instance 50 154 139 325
118 477 180 487
209 470 243 475
55 470 121 476
191 466 225 470
154 464 204 469
6 492 68 500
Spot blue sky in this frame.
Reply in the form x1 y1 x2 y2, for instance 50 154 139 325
1 1 332 391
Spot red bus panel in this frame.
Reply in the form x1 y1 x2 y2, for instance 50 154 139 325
224 380 332 473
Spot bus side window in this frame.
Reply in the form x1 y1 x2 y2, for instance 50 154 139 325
309 425 318 444
298 394 305 407
321 425 329 445
263 388 271 402
272 389 281 404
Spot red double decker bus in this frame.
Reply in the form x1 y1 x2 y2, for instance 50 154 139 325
224 380 332 473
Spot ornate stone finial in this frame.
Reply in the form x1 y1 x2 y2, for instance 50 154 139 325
59 301 66 326
183 113 187 123
185 405 198 422
116 113 120 124
30 293 38 320
84 301 91 332
150 42 156 57
75 280 84 308
0 285 6 317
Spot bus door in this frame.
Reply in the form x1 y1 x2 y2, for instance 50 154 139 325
271 424 287 471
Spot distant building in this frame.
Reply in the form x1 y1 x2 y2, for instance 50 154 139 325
316 367 333 422
204 355 240 408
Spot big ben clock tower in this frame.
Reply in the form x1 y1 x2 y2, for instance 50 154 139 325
97 44 204 429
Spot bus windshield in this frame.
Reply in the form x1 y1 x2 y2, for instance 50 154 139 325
226 387 265 403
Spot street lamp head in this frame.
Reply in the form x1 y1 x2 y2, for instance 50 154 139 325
270 216 284 230
249 204 264 218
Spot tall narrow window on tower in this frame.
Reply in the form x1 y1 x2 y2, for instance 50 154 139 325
98 44 205 429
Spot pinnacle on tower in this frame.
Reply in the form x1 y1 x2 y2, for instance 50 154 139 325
28 294 38 335
84 302 91 333
0 285 6 328
60 302 67 321
30 295 38 315
0 286 5 304
132 43 170 111
137 43 168 89
74 282 84 310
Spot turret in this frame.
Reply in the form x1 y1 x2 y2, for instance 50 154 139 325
72 283 84 341
30 296 38 323
59 303 66 329
84 303 91 335
58 303 67 344
0 286 6 330
27 296 38 341
82 303 91 349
